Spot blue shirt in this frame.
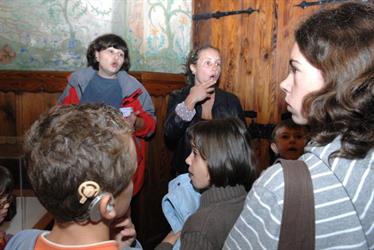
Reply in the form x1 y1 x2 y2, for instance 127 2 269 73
81 73 122 108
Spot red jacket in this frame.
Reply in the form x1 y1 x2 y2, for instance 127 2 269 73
59 68 156 196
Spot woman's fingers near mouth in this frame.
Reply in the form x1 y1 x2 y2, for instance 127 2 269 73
207 87 215 94
207 79 216 87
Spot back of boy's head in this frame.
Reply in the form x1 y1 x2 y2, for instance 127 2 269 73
187 118 256 190
271 119 309 142
86 33 131 72
0 165 14 198
24 103 136 223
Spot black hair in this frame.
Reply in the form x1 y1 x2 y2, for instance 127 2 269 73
86 33 131 72
187 118 256 191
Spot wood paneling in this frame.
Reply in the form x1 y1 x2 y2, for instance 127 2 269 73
0 70 184 250
131 94 175 248
0 71 69 93
192 0 335 170
0 92 16 138
274 0 323 111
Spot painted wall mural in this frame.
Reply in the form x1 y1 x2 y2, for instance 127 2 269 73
0 0 191 73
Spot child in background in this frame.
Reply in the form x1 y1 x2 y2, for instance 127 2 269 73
157 118 256 250
58 33 156 196
270 119 309 161
0 166 14 250
5 104 141 250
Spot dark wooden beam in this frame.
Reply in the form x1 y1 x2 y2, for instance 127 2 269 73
0 70 185 96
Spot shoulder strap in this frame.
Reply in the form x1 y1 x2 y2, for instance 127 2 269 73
277 159 315 250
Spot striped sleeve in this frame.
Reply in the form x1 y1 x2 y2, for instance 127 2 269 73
224 146 374 250
223 177 283 249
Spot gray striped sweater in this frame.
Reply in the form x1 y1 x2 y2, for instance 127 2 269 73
224 136 374 250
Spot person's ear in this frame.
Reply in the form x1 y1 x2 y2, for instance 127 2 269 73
99 193 116 220
270 142 279 155
189 64 196 75
95 51 100 62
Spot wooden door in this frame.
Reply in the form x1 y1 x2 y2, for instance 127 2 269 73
192 0 341 169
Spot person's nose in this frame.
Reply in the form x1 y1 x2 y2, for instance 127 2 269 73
212 63 221 72
280 73 292 95
185 152 192 165
289 137 296 143
0 204 9 212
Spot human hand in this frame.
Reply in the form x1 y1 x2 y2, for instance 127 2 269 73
0 197 10 223
161 230 181 245
111 210 136 249
185 79 216 108
123 110 140 129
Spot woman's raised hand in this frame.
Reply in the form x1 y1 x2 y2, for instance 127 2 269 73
185 79 216 110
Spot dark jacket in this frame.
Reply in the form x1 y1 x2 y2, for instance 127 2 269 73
156 185 247 250
164 85 245 174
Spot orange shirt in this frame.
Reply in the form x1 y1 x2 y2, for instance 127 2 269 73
34 233 118 250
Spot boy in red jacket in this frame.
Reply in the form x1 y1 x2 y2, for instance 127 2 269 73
58 34 156 196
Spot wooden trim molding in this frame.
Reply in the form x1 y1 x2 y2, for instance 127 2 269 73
33 212 54 230
0 70 185 96
0 71 69 93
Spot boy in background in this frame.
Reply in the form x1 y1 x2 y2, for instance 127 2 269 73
270 119 309 161
6 104 141 250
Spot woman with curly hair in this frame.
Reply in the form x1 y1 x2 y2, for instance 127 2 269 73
224 2 374 249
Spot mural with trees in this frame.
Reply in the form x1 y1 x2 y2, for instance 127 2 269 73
0 0 191 73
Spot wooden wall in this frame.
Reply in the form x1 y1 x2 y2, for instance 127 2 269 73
193 0 342 169
0 70 184 249
0 1 361 248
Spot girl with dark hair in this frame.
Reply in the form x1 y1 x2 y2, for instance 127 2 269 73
157 118 256 250
58 34 156 196
164 45 245 175
225 2 374 249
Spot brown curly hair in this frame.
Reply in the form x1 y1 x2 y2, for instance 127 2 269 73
24 104 136 223
295 2 374 159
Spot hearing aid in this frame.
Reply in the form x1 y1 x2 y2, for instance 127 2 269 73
88 192 114 222
106 202 114 212
78 181 114 222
